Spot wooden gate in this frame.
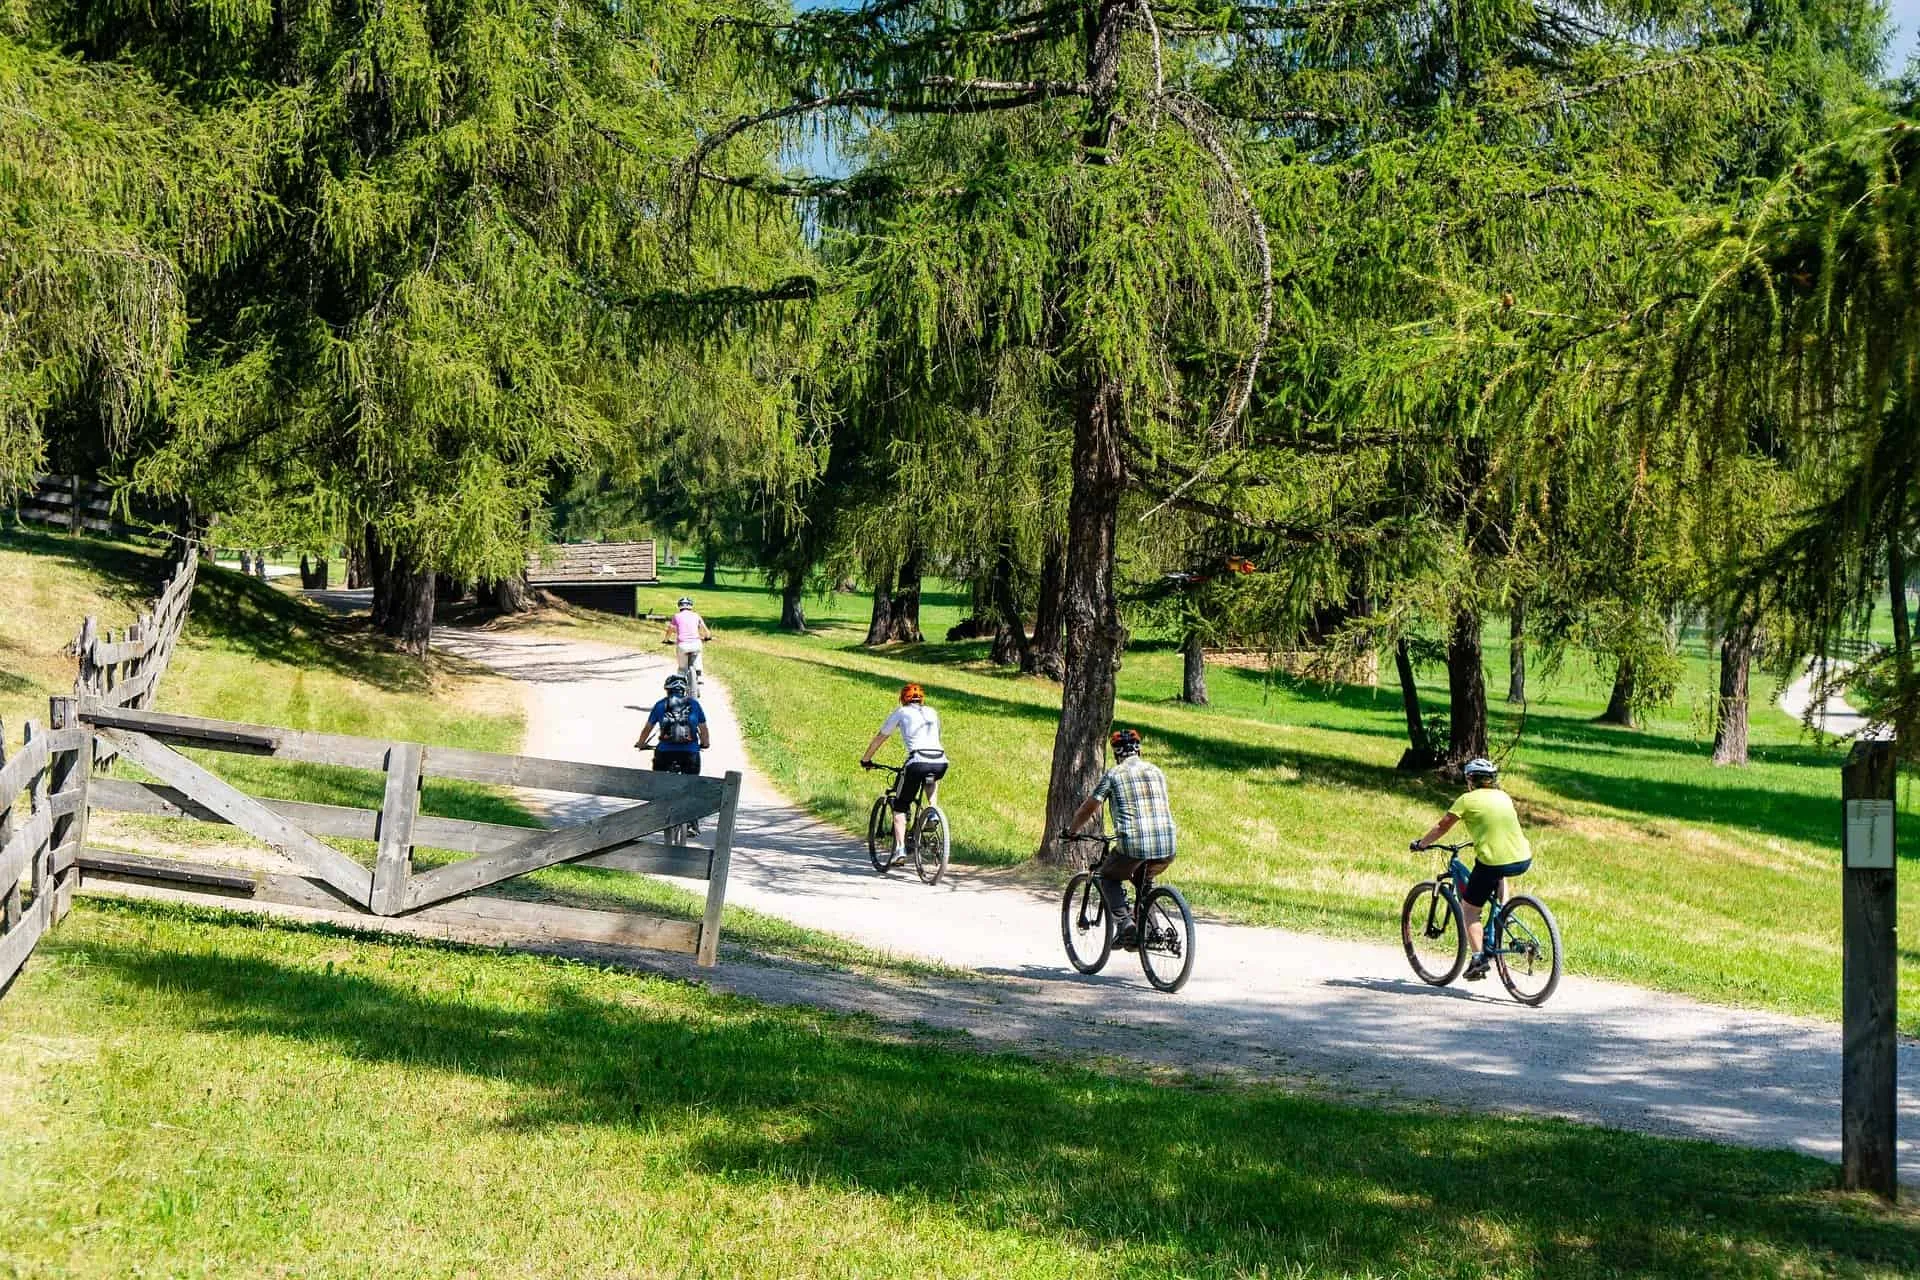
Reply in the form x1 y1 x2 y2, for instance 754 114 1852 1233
68 703 740 965
0 699 88 997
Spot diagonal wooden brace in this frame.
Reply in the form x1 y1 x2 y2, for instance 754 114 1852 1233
402 790 716 913
95 727 373 908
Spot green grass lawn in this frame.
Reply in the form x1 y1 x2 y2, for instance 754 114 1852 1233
549 563 1920 1030
3 898 1914 1280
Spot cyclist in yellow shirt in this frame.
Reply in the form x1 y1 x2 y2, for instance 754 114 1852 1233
1411 757 1533 981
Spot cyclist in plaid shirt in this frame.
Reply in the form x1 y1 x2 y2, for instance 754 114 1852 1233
1066 729 1176 950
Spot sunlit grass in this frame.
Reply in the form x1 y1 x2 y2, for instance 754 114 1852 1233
3 899 1913 1280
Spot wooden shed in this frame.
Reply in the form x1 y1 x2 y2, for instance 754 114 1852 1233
527 541 658 615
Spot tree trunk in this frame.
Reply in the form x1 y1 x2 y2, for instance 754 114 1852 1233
990 545 1032 670
1029 534 1067 680
1446 607 1490 761
1890 528 1912 697
375 545 434 658
779 567 807 632
366 526 393 629
864 565 895 646
1712 607 1759 766
481 573 533 614
1180 630 1209 705
1395 637 1440 771
1598 657 1637 727
1507 602 1526 704
887 548 924 643
701 522 718 589
346 539 368 590
1039 375 1128 867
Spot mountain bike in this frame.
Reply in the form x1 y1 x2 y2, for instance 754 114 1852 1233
1058 831 1195 993
661 638 704 698
1401 841 1563 1006
862 762 949 885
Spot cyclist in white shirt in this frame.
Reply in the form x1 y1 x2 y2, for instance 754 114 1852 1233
859 683 948 865
662 596 711 685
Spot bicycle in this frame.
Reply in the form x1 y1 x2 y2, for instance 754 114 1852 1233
1401 841 1563 1006
661 638 704 698
1058 831 1196 993
862 762 949 885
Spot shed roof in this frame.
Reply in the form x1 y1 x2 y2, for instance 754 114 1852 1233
527 540 657 585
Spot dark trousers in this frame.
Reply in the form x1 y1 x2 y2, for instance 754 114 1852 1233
1095 853 1172 927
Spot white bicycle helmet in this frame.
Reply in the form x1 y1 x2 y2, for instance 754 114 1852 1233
1463 756 1498 780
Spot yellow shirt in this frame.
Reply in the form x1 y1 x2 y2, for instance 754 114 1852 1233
1447 787 1532 867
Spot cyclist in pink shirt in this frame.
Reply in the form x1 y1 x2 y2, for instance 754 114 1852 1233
662 596 712 689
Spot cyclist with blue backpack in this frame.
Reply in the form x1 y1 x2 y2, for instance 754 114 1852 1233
636 673 711 830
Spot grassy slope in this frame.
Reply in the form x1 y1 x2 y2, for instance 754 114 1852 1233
0 529 952 978
5 900 1915 1280
550 565 1918 1030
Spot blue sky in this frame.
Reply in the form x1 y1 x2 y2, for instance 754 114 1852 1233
1893 0 1920 68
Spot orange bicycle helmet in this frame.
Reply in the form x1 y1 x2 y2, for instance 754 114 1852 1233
899 683 925 704
1110 728 1142 758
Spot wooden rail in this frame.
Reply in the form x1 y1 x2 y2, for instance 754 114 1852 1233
71 548 197 767
0 699 89 996
72 704 740 966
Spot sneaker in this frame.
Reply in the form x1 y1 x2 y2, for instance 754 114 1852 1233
890 846 907 867
1463 954 1491 981
1113 924 1140 951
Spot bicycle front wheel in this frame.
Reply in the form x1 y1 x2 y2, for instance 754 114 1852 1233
1494 895 1563 1006
866 796 894 873
1138 885 1196 993
1401 881 1466 986
1061 873 1112 974
912 805 949 885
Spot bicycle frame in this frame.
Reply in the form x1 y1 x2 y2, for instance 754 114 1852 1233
1427 843 1529 959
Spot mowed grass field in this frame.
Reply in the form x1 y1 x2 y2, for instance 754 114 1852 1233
5 900 1916 1279
550 563 1917 1030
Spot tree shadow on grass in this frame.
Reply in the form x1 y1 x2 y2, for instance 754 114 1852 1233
62 918 1920 1279
759 646 1859 853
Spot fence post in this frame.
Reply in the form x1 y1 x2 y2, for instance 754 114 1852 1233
0 721 17 932
47 697 88 924
1841 738 1899 1200
697 771 742 967
67 474 81 534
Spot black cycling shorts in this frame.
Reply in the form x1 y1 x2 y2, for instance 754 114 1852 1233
892 759 949 813
1461 858 1530 908
652 750 701 776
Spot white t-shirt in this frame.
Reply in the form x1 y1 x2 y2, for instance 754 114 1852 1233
880 703 945 761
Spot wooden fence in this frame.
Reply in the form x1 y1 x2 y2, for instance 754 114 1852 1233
0 700 89 996
72 548 197 766
70 705 740 966
13 475 115 535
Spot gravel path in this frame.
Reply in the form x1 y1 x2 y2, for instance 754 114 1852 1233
1780 659 1890 740
419 621 1918 1179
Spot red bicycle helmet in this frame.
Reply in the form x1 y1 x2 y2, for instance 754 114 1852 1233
1110 728 1142 758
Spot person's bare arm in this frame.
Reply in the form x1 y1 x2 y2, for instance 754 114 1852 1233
860 730 889 766
698 722 712 749
1413 812 1459 849
636 722 658 750
700 620 713 641
1068 796 1101 833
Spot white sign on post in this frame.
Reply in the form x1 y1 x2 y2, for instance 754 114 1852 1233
1844 799 1896 869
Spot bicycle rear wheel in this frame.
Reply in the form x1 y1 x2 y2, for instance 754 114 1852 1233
866 796 894 873
1138 885 1196 993
912 805 949 885
1493 895 1563 1006
1061 873 1112 974
1401 881 1466 985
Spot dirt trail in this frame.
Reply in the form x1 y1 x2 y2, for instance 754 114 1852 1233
417 622 1918 1180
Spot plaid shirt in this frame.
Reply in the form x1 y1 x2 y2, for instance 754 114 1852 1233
1092 755 1177 860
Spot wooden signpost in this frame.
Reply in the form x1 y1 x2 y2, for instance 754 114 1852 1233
1840 738 1898 1200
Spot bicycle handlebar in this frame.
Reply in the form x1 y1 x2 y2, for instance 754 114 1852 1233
1412 839 1474 854
862 761 902 774
1058 830 1114 844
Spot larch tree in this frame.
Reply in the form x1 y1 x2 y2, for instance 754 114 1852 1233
37 0 807 654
